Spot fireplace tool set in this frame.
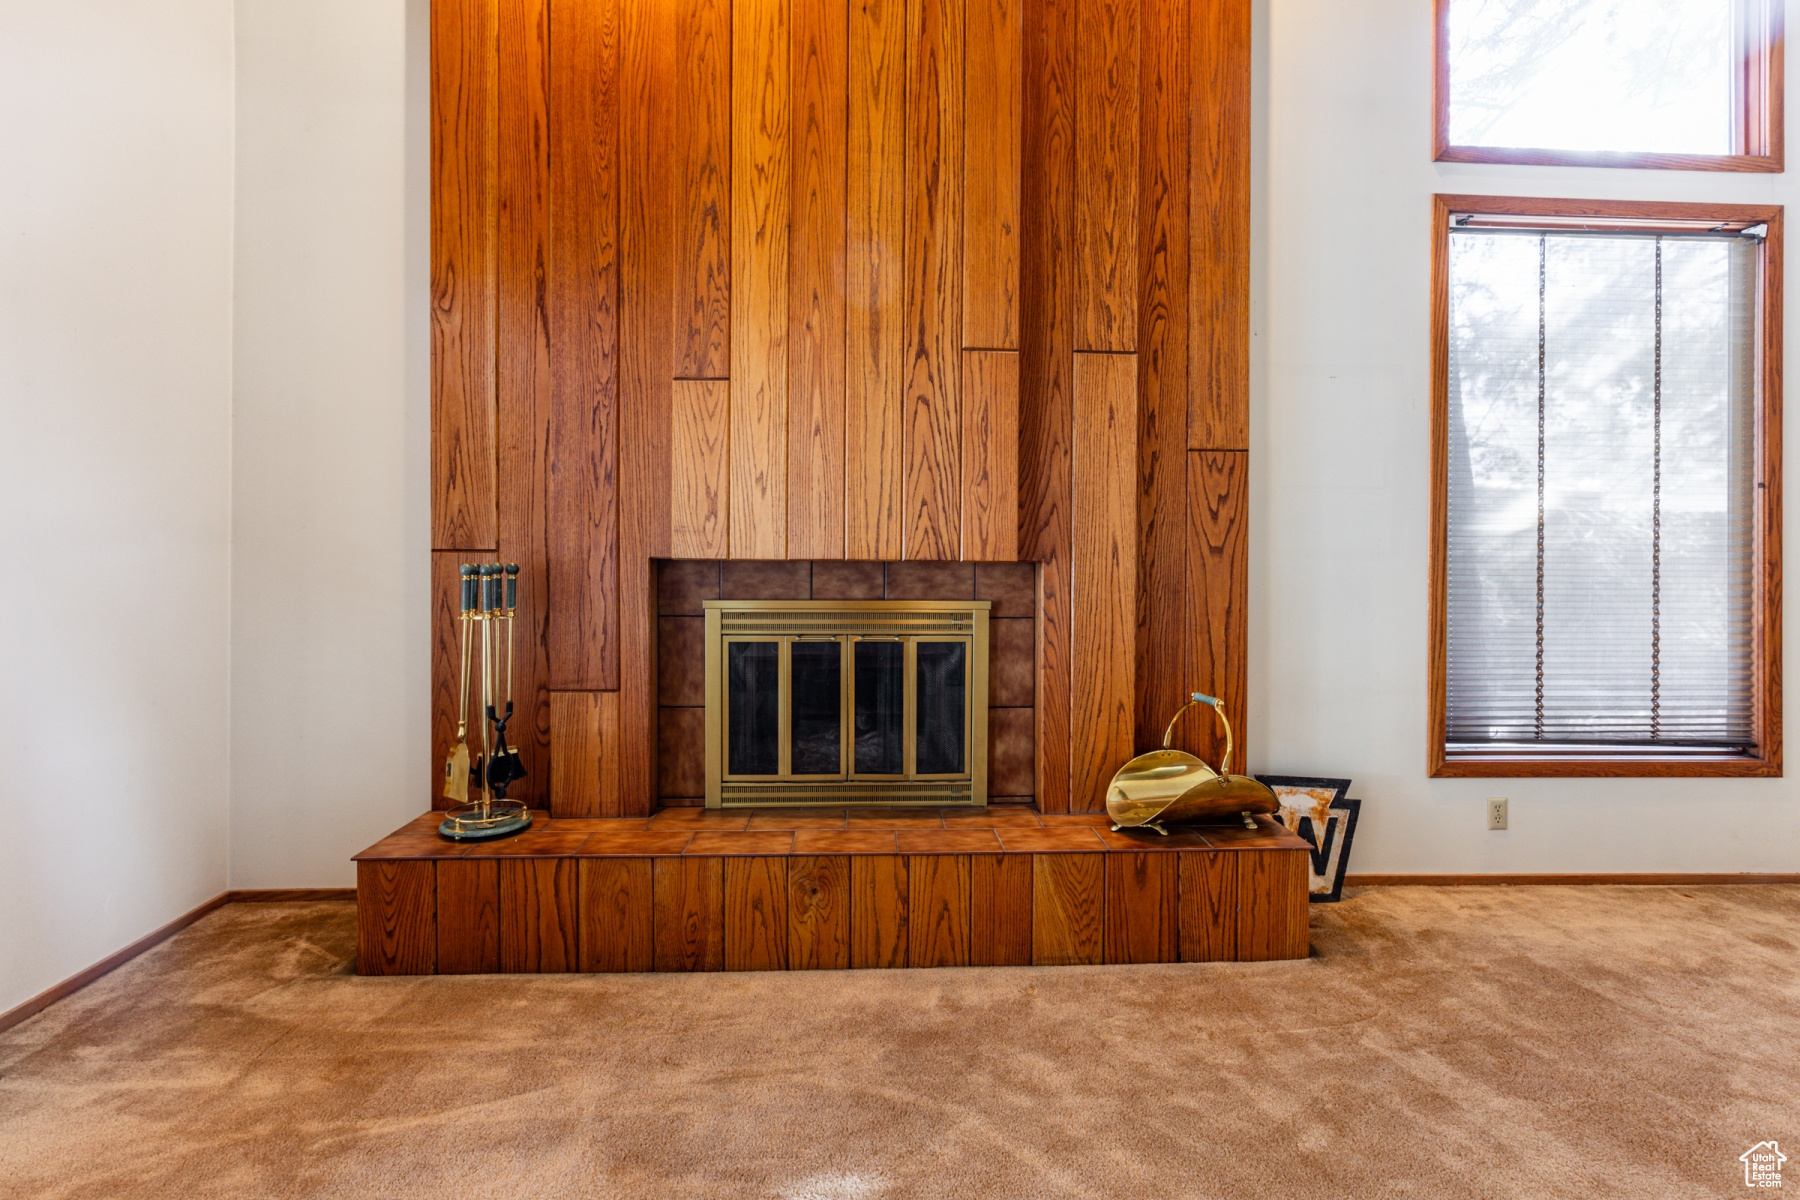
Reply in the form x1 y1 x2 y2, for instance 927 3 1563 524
441 562 531 841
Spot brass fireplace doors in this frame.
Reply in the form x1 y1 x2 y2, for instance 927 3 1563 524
702 600 991 808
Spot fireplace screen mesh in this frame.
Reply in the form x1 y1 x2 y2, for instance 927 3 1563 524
703 600 990 807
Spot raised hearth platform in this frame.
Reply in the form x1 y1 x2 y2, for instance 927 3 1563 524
353 808 1311 974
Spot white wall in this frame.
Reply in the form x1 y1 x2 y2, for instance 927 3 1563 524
1252 0 1800 872
0 0 235 1012
227 0 429 889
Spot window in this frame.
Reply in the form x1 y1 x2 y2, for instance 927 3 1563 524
1434 0 1784 170
1430 196 1782 776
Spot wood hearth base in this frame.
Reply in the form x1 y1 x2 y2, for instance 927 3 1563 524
353 808 1311 974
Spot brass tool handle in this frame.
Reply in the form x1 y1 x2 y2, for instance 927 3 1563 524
1161 691 1234 779
467 564 482 613
477 565 497 810
503 564 519 710
456 564 478 737
478 563 496 616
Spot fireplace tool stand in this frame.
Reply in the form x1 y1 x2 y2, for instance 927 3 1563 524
440 562 532 841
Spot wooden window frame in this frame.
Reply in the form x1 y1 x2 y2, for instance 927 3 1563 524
1433 0 1785 172
1429 194 1783 778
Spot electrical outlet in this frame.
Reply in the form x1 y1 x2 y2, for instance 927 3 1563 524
1487 797 1508 830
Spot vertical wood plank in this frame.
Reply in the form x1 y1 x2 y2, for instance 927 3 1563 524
788 856 851 969
731 0 792 557
906 855 971 967
1019 0 1075 811
1237 851 1309 962
619 0 679 814
1177 850 1237 962
963 0 1021 349
432 0 499 550
653 856 726 971
1237 850 1279 961
1032 511 1073 796
547 0 619 688
1103 851 1176 963
357 861 437 976
550 690 621 817
496 0 554 806
903 0 965 560
969 853 1032 965
1189 0 1249 449
788 0 848 557
850 855 909 967
500 857 579 971
1034 488 1074 808
726 857 789 970
961 351 1020 561
430 552 466 810
674 0 732 378
579 857 654 971
1031 852 1104 965
1277 851 1311 959
1133 0 1188 749
845 0 907 559
1184 451 1248 772
1072 352 1138 810
1073 0 1138 351
436 859 501 974
671 380 731 557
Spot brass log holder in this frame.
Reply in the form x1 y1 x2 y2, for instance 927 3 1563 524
440 563 532 841
1105 692 1280 836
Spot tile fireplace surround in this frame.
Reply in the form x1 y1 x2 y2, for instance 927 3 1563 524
658 560 1038 808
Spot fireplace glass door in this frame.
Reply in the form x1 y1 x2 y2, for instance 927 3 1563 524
853 639 905 775
705 601 990 807
790 639 843 775
722 635 971 781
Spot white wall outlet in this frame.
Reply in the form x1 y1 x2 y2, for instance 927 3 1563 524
1487 797 1508 830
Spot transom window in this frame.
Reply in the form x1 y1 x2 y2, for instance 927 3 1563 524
1430 196 1782 776
1434 0 1784 170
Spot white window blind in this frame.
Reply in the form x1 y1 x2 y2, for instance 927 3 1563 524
1445 227 1757 753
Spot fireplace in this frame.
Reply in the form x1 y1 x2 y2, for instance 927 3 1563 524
703 600 991 807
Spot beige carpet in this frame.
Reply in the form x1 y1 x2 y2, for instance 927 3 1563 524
1 886 1795 1199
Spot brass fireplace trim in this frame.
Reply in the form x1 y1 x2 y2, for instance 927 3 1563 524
703 599 991 808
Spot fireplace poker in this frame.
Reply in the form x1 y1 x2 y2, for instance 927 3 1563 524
478 564 499 818
486 563 526 797
443 564 477 805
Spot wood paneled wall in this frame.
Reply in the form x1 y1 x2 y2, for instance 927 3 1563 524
1017 0 1250 808
430 0 1252 815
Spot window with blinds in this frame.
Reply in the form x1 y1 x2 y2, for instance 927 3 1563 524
1444 223 1759 757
